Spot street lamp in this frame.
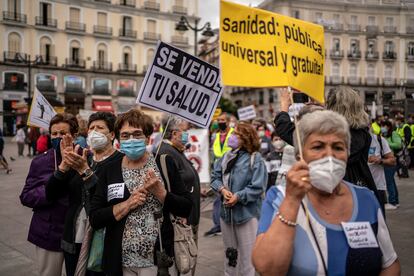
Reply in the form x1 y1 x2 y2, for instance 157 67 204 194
175 16 215 56
15 54 42 103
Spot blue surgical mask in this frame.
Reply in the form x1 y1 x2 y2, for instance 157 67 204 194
51 137 62 152
181 132 189 145
120 138 146 160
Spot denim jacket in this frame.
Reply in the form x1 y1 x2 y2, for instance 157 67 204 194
210 150 268 225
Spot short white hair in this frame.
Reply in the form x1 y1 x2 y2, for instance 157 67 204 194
293 110 351 155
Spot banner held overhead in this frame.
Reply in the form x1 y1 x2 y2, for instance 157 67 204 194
137 41 224 128
220 0 325 103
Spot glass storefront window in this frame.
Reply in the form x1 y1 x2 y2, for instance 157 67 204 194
4 72 25 90
64 75 84 93
36 74 56 92
93 79 111 95
118 79 135 97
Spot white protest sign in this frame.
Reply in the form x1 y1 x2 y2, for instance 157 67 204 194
185 129 210 183
237 105 256 121
137 41 223 128
341 221 379 249
27 88 57 129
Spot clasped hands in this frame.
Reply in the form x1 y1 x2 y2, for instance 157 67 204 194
221 188 238 207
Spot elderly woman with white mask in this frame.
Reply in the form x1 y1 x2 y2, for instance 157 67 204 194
253 110 400 276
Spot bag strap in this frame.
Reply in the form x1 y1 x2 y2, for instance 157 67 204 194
160 154 171 193
377 135 385 158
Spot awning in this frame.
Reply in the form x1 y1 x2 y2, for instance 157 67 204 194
93 100 114 112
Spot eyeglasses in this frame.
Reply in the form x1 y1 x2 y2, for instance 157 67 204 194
119 131 145 140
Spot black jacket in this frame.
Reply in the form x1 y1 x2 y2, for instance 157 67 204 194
89 152 192 276
274 111 379 197
45 150 123 254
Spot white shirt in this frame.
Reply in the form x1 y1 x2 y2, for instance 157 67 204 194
368 133 391 191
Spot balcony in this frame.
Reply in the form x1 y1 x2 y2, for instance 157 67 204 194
330 76 344 85
406 53 414 62
3 51 28 63
348 24 361 32
2 11 27 24
329 50 344 60
365 51 379 61
35 16 57 28
119 0 135 7
119 29 137 39
144 1 160 11
383 51 397 61
347 50 361 60
144 32 161 41
383 78 396 86
383 26 397 34
65 58 86 68
92 61 112 71
366 25 379 34
366 77 379 86
330 23 343 32
94 0 111 2
118 63 137 73
35 55 58 66
171 35 189 45
407 27 414 34
348 76 361 85
93 25 113 36
65 21 86 32
172 5 187 15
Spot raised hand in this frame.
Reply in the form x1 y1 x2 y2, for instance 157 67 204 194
285 160 312 202
58 134 74 172
65 145 89 175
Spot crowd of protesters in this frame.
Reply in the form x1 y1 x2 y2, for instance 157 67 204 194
14 84 410 275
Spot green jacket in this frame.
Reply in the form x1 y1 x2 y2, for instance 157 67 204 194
386 130 402 152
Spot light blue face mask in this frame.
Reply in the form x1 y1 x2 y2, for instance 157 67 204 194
120 138 146 160
181 132 189 145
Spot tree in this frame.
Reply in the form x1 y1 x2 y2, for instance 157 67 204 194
219 97 237 115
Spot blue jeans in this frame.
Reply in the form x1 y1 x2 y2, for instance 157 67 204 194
384 166 399 205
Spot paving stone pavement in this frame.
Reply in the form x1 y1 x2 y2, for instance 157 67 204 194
0 138 413 276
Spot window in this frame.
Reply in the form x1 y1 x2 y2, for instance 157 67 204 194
315 12 322 23
350 39 359 54
69 40 82 63
40 2 52 20
333 14 340 22
408 66 414 80
175 0 184 6
64 75 84 93
349 63 357 76
36 74 56 92
385 65 393 78
147 49 155 65
8 0 21 13
93 79 111 95
8 32 21 53
69 7 80 23
367 39 376 54
385 41 394 54
97 43 107 65
386 17 394 27
332 63 340 76
122 46 132 65
333 38 340 51
122 16 132 31
367 64 376 77
259 90 264 105
269 89 274 103
97 12 107 26
368 16 375 25
118 79 136 97
408 42 414 56
351 15 357 24
292 10 300 19
147 19 156 33
4 72 25 90
39 36 53 62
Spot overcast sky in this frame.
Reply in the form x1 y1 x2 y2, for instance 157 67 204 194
198 0 264 29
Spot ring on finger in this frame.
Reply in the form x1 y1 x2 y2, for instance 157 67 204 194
301 176 309 182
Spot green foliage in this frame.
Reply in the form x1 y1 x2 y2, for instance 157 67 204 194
219 97 237 115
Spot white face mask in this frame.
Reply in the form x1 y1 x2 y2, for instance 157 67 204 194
273 140 285 150
308 156 346 194
87 130 109 150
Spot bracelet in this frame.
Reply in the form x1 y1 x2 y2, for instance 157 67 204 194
276 211 297 227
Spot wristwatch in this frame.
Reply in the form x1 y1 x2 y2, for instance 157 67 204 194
80 168 93 178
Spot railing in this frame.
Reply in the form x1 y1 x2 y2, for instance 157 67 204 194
406 53 414 61
2 11 27 23
35 16 57 28
331 23 343 31
3 51 28 63
348 76 361 85
382 51 397 61
329 50 344 59
171 35 189 45
172 5 187 14
94 0 111 3
65 58 86 68
366 25 379 33
348 24 361 32
35 55 58 66
330 76 344 85
93 25 113 36
347 50 361 60
119 0 135 7
92 61 113 71
144 32 161 41
366 77 379 86
65 21 86 32
143 1 160 10
119 29 137 39
383 78 396 86
383 26 397 33
365 51 379 60
118 63 137 72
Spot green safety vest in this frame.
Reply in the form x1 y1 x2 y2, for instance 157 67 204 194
371 122 381 135
397 123 414 148
213 128 234 158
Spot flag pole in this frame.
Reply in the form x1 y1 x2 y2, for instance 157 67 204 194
288 86 304 160
154 115 172 159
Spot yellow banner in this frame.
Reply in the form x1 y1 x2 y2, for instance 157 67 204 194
220 0 325 103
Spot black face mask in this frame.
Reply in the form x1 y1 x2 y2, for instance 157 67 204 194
218 122 227 131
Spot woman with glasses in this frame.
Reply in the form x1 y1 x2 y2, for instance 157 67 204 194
89 109 167 276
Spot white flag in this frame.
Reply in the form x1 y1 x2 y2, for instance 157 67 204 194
27 88 57 129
